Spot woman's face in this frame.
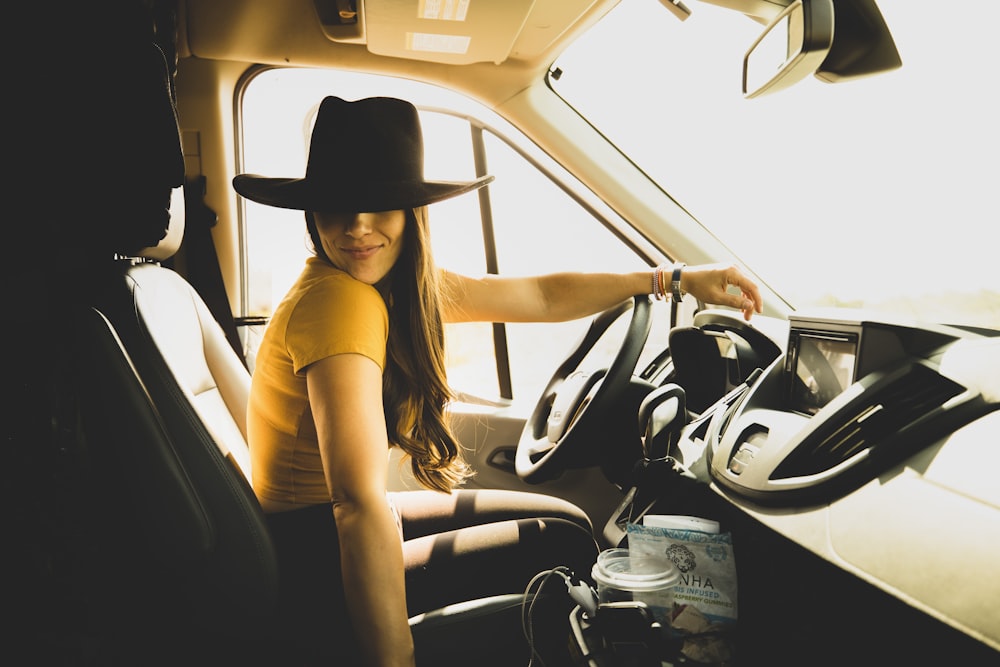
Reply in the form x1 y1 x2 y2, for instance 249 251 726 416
313 209 406 285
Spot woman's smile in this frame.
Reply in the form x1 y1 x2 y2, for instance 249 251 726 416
339 244 382 260
314 209 406 285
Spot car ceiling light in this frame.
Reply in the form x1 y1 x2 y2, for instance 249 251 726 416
407 32 471 55
365 0 535 65
418 0 470 21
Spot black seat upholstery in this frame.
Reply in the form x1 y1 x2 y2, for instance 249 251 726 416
71 187 538 665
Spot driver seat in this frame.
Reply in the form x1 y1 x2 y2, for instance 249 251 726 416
71 187 535 665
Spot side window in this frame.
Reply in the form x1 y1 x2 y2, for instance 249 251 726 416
454 130 648 399
239 68 650 401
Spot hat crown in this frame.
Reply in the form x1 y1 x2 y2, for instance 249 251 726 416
305 96 425 186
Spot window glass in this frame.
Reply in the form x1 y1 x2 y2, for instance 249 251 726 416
240 69 649 400
551 0 1000 329
477 130 652 398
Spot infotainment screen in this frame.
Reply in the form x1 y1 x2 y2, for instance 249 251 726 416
788 331 858 415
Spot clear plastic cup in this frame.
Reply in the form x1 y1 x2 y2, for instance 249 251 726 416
591 548 679 626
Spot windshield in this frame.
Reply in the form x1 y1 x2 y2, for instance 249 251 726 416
550 0 999 330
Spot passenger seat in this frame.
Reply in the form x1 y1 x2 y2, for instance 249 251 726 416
72 187 536 665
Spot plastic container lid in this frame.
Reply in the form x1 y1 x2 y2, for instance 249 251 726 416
592 548 679 592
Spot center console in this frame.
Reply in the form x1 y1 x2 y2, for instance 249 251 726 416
703 310 995 505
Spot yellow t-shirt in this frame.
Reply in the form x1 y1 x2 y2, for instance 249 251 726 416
248 257 388 505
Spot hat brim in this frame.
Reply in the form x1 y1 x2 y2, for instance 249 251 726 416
233 174 493 212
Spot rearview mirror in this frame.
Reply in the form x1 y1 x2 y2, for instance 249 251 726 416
743 0 834 99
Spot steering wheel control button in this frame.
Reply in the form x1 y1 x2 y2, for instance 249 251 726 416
729 443 758 475
546 371 600 442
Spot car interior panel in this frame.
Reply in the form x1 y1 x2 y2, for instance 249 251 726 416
4 0 998 665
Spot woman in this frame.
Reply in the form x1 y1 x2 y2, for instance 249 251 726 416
234 96 761 666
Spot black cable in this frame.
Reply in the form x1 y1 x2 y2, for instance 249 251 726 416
521 566 573 667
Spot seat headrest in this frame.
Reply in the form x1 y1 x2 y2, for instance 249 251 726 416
138 186 185 262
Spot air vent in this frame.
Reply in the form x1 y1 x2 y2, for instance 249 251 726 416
771 363 964 479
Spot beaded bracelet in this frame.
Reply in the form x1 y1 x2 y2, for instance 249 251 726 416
651 264 668 300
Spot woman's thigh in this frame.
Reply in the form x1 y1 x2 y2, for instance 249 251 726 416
402 515 599 615
265 504 363 662
391 488 594 540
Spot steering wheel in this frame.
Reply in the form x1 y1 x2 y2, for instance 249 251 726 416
515 296 652 484
693 309 782 376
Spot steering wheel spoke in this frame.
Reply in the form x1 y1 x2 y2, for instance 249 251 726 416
525 439 556 463
546 369 605 441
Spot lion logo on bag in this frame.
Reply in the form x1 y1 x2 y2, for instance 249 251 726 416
665 543 697 573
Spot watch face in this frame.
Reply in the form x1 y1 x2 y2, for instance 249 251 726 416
671 264 685 301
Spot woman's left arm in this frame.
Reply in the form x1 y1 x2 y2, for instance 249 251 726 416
440 263 761 324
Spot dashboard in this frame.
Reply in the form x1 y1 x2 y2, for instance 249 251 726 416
665 308 1000 651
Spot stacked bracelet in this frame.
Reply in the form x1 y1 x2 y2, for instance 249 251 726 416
652 262 685 301
652 264 668 300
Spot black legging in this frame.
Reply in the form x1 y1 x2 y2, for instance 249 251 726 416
264 489 599 662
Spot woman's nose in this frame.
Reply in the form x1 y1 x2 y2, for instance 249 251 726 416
345 212 374 237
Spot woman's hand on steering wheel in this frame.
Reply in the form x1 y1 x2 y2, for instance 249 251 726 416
680 263 763 321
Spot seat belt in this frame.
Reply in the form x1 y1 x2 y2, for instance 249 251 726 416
170 175 248 369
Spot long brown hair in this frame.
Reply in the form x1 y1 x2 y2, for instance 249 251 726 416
306 208 472 492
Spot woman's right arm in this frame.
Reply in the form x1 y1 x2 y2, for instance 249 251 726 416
306 352 415 667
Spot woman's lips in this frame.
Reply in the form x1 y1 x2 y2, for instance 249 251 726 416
341 245 380 260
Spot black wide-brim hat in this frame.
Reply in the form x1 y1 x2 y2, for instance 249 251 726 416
233 96 493 212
